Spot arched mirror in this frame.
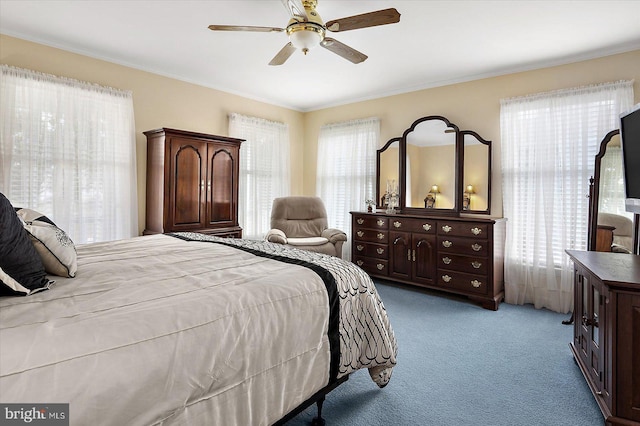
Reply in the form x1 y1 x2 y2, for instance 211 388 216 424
462 130 491 214
375 114 492 216
401 116 458 213
588 129 636 253
377 137 401 208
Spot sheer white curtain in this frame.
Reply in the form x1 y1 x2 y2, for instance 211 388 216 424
0 65 138 244
317 117 379 261
229 113 290 240
500 80 633 313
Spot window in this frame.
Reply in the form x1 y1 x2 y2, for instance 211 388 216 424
500 80 633 313
316 117 379 261
229 113 290 240
0 65 138 244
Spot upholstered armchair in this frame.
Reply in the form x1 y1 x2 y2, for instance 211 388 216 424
597 212 634 253
265 196 347 258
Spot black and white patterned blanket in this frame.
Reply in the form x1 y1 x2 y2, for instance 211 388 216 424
169 232 397 387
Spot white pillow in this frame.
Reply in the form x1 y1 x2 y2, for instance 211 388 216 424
286 237 329 246
16 208 77 278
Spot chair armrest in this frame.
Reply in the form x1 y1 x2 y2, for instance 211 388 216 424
265 229 287 244
322 228 347 244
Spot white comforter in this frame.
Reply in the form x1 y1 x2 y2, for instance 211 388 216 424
0 233 397 426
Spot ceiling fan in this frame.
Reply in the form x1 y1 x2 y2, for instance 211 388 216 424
208 0 401 65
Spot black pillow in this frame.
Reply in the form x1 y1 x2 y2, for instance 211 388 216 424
0 192 50 296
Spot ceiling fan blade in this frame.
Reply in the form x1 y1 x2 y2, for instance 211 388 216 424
208 25 284 33
280 0 308 21
320 38 367 64
269 42 297 66
325 8 400 32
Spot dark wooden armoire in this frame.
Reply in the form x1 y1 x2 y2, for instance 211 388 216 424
144 128 244 238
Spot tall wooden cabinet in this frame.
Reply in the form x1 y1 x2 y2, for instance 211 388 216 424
351 212 506 310
144 128 244 237
566 250 640 426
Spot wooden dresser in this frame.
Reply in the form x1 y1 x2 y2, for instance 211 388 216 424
351 212 506 310
566 250 640 426
144 128 244 238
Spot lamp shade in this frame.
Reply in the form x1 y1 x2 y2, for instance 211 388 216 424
287 22 325 55
290 30 321 51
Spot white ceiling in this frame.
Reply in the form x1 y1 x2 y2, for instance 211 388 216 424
1 0 639 112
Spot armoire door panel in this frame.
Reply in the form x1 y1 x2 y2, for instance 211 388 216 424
208 148 234 225
171 141 205 229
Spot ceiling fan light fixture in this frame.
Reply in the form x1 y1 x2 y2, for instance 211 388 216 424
286 23 325 55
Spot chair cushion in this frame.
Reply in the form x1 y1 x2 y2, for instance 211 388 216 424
286 237 329 246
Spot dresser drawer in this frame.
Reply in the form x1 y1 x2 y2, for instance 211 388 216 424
437 221 488 239
387 217 436 234
353 241 389 259
438 236 489 256
354 228 389 244
438 253 488 275
437 270 488 295
353 256 389 276
353 215 388 229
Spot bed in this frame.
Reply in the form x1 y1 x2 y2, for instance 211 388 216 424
0 230 397 425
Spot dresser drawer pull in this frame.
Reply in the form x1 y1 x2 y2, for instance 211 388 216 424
393 221 402 228
357 230 364 237
442 225 452 233
377 219 385 227
422 223 432 231
471 279 482 288
357 218 364 225
377 233 385 240
471 261 482 269
442 240 453 248
442 257 452 265
407 249 411 261
471 243 482 251
376 248 385 255
442 275 452 283
356 260 364 266
376 263 384 271
356 244 364 251
471 227 482 235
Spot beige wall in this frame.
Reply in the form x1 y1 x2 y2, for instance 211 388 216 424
304 50 640 216
2 34 640 229
0 35 305 234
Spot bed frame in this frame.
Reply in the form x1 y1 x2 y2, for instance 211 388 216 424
274 375 349 426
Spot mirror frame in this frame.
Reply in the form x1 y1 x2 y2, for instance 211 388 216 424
588 129 620 251
376 115 492 216
461 130 492 215
400 115 460 215
376 137 402 209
